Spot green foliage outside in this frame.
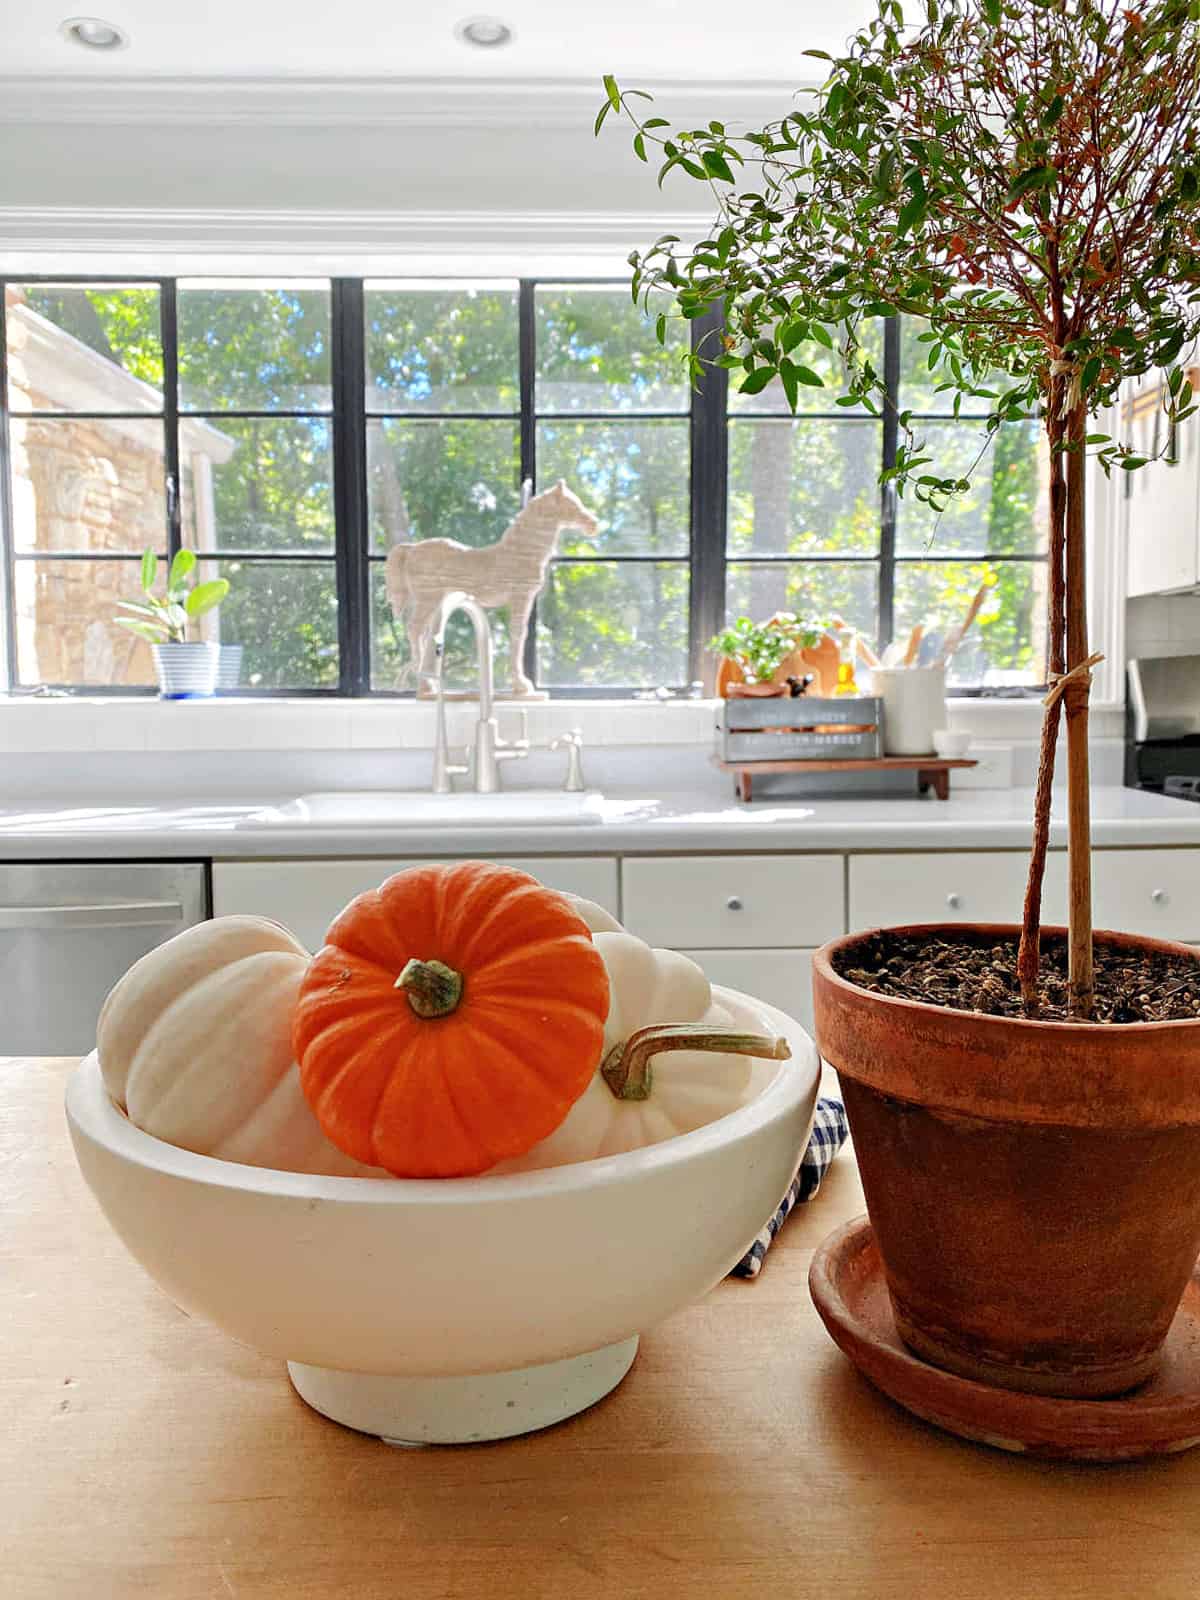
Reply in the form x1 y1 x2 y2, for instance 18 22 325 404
21 277 1043 690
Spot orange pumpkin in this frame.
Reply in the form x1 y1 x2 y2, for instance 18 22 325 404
293 862 610 1177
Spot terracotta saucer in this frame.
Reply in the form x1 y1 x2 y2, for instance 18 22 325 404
809 1216 1200 1462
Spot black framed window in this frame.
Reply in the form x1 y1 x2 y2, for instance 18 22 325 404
0 276 1046 695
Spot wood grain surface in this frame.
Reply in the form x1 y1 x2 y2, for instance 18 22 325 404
6 1057 1200 1600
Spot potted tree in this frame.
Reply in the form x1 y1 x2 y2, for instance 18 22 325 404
603 0 1200 1398
115 549 230 699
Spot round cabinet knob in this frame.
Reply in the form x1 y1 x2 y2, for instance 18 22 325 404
1152 888 1168 905
726 895 743 912
946 892 962 910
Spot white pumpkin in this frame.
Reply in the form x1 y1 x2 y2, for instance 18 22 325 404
494 931 787 1171
97 915 383 1177
563 893 623 934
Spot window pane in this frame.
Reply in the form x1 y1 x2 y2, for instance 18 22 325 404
538 561 689 687
728 418 881 556
893 560 1045 688
728 318 885 416
8 416 166 553
7 283 163 414
181 417 334 553
370 561 517 693
367 418 519 553
364 282 518 413
197 559 338 688
896 421 1047 556
535 286 688 413
537 420 689 555
725 561 877 642
178 281 331 412
13 558 158 687
898 316 1024 416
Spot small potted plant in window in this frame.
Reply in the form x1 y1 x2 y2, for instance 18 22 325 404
710 613 821 696
115 549 230 699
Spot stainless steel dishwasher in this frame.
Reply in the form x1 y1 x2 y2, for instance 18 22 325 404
0 862 208 1055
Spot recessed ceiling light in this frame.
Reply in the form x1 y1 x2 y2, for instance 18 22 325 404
455 15 514 48
60 16 128 51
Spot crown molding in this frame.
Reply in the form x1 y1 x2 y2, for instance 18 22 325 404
0 75 805 129
0 206 716 270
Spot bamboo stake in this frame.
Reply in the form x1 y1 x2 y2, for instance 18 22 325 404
1064 400 1094 1017
1016 379 1066 1013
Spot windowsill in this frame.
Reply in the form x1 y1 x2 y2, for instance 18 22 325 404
0 691 1125 757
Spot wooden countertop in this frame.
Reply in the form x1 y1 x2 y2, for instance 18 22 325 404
7 1057 1200 1600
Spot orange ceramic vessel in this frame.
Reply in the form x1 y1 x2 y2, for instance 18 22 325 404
812 925 1200 1399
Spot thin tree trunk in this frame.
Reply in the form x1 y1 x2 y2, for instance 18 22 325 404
1016 384 1067 1012
1064 399 1094 1016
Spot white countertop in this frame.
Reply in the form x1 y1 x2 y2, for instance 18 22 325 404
0 785 1197 859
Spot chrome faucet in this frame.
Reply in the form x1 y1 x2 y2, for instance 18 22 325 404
419 590 528 794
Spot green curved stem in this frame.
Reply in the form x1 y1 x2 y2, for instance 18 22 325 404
600 1024 791 1102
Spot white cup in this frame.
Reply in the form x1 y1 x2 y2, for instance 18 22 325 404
869 665 947 755
932 728 972 759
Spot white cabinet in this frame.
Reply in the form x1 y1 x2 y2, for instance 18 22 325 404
848 850 1068 932
212 856 619 951
1125 372 1200 597
1091 849 1200 941
681 948 816 1032
621 854 843 950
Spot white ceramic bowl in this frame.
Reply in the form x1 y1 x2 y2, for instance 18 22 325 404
932 728 972 759
67 988 819 1444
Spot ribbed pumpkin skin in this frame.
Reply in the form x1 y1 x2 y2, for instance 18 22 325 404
293 862 611 1178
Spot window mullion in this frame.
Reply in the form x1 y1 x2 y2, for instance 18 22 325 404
689 304 728 691
0 277 17 689
161 278 182 560
331 278 370 695
518 279 537 689
878 315 901 654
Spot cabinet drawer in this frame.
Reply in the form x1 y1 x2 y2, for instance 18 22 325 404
212 856 619 951
848 851 1068 933
1092 849 1200 941
621 855 843 949
680 948 815 1033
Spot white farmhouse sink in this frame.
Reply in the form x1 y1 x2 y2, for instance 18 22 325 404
239 790 607 829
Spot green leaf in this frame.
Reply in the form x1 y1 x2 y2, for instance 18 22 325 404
594 102 611 137
1085 433 1110 445
603 75 621 112
114 617 167 642
633 131 647 161
810 323 834 349
117 599 165 619
702 149 735 184
168 548 196 590
790 364 825 388
897 192 926 234
1081 356 1103 390
1004 165 1058 206
185 579 230 619
140 549 157 593
780 320 808 353
738 367 776 396
780 361 800 413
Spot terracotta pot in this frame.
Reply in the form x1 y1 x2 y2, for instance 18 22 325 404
812 924 1200 1399
725 680 788 699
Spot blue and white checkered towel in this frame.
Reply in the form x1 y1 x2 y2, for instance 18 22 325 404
729 1097 849 1278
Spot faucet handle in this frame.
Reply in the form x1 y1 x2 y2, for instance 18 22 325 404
550 727 586 792
494 707 530 761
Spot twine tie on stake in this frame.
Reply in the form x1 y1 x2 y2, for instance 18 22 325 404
1043 651 1104 712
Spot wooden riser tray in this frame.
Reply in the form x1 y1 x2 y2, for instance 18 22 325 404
714 755 977 802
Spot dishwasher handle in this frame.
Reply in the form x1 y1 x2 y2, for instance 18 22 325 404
0 901 186 931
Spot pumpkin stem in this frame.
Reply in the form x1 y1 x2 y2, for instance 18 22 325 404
600 1024 791 1102
395 958 464 1018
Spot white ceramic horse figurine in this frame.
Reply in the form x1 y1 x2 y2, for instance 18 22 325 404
385 480 599 697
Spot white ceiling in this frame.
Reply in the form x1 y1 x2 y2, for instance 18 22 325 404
8 0 877 80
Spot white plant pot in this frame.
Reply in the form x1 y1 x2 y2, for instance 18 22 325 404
152 642 219 700
215 643 244 691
